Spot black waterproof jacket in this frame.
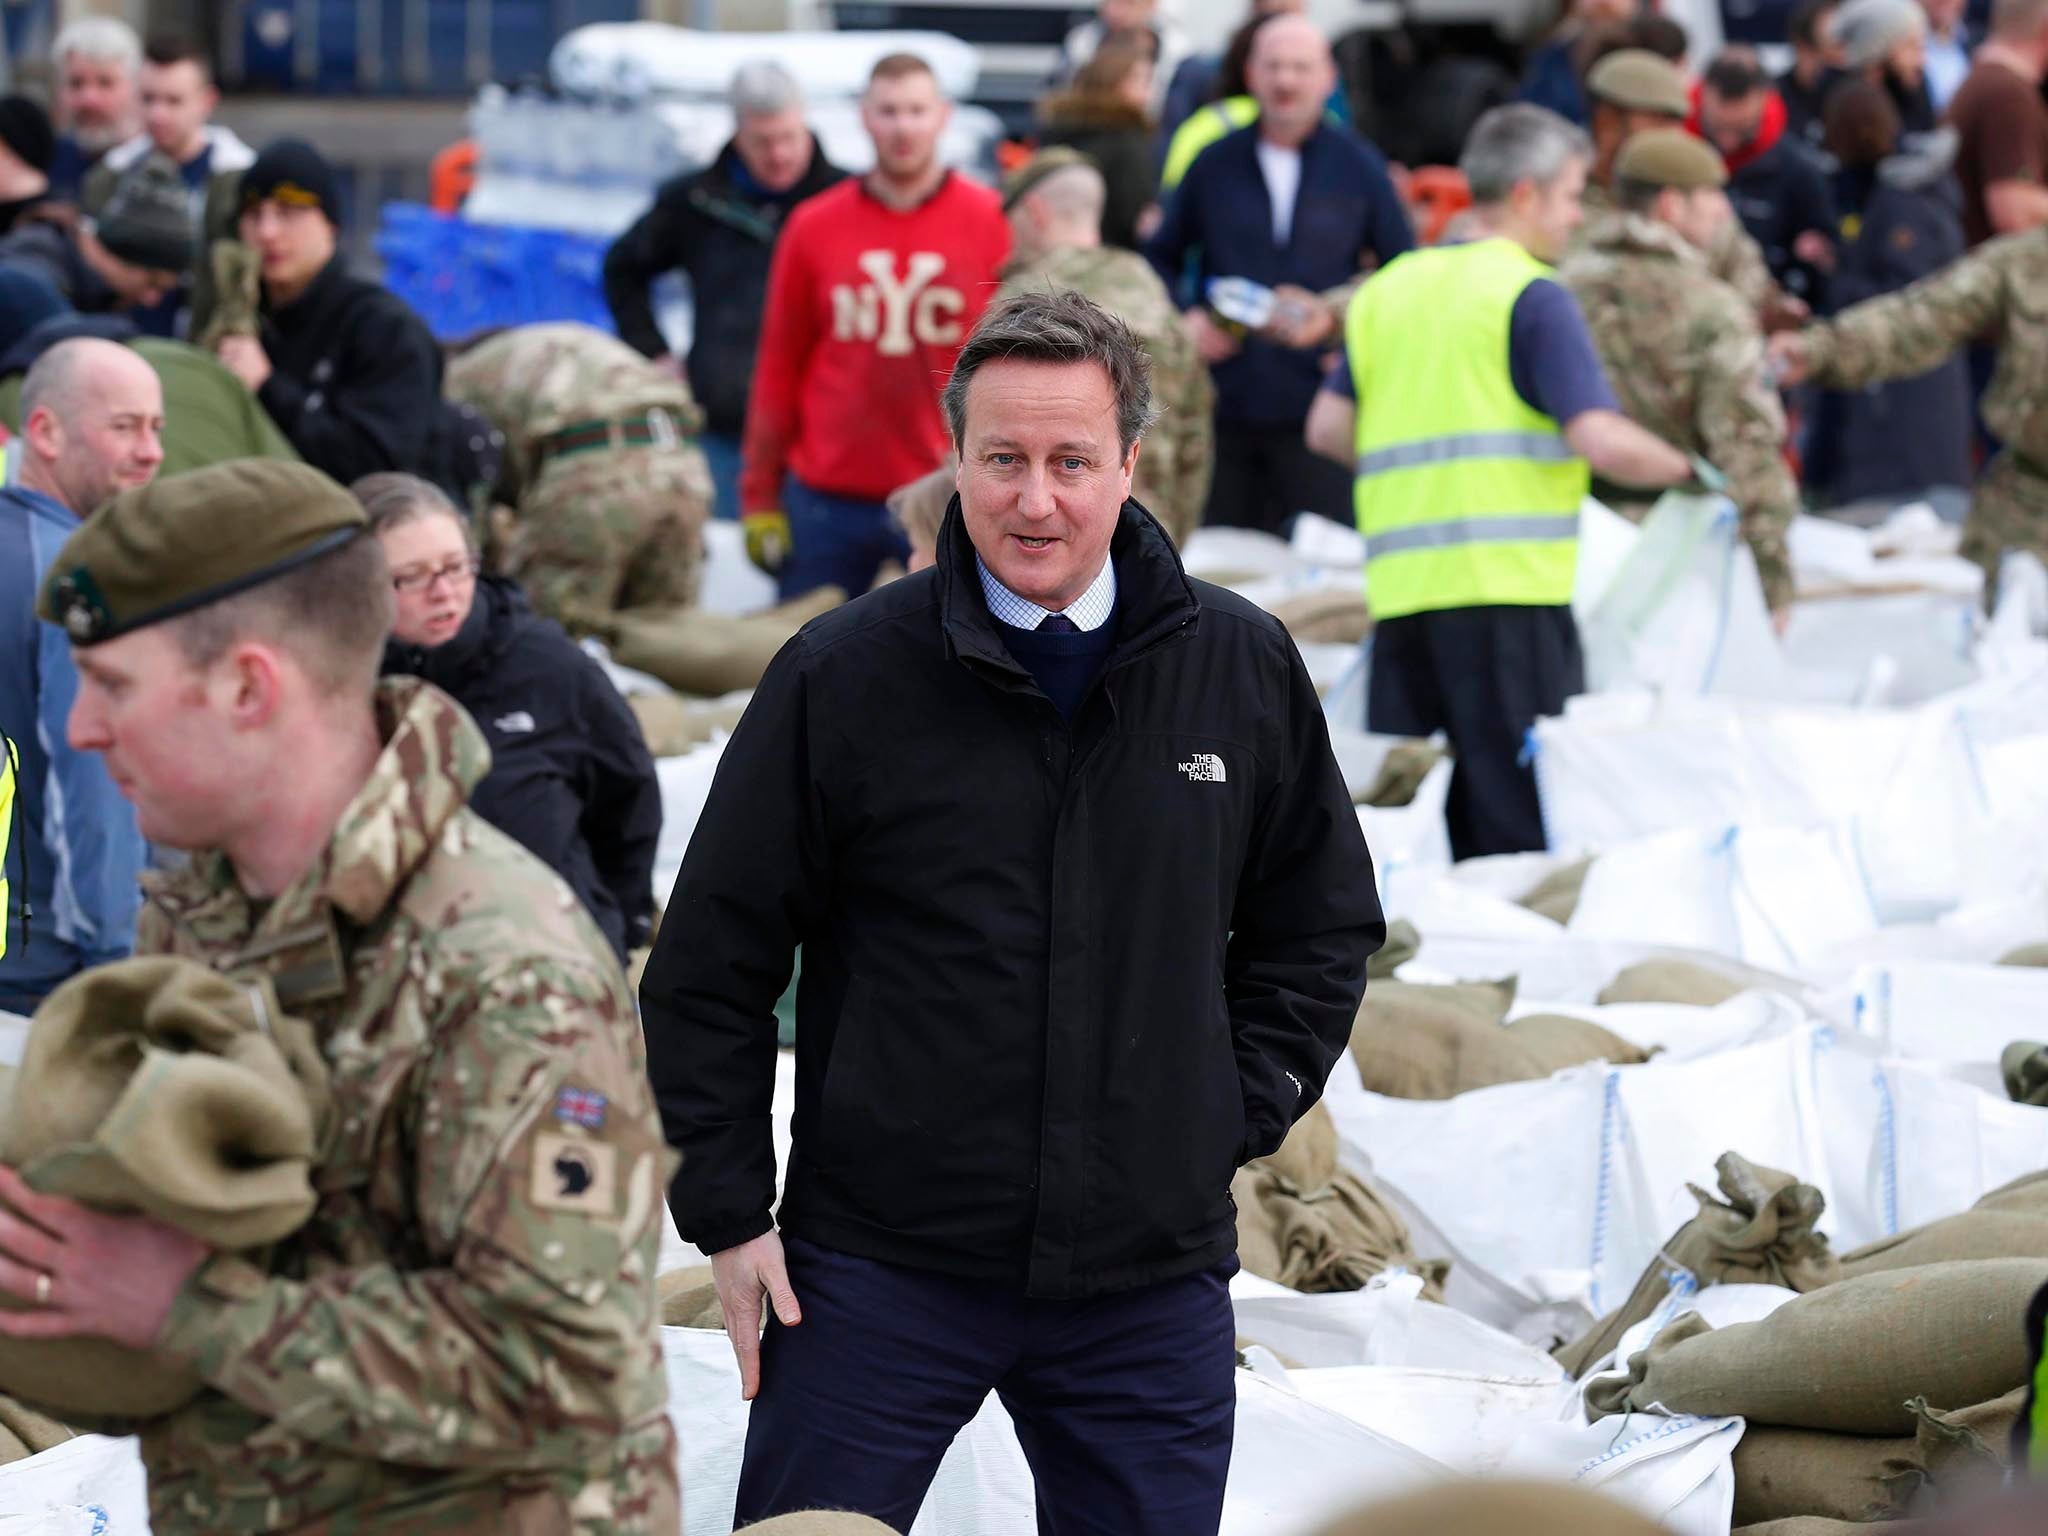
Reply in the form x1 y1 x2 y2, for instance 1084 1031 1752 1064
382 575 660 962
641 499 1383 1298
602 139 845 436
257 255 449 489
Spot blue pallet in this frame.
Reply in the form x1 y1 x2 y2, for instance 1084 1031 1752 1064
377 202 616 339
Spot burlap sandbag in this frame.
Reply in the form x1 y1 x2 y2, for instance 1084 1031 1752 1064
1976 1168 2048 1218
1997 941 2048 968
1368 919 1419 981
2001 1041 2048 1106
1357 739 1447 809
1309 1480 1672 1536
1732 1522 1872 1536
607 587 846 698
1505 1013 1651 1073
1730 1389 2022 1526
0 957 330 1418
1231 1163 1449 1298
1556 1152 1839 1379
1597 958 1749 1006
0 1395 71 1465
626 691 750 758
1585 1259 2048 1434
1349 978 1529 1099
743 1514 900 1534
1261 1098 1339 1193
658 1264 722 1329
1843 1210 2048 1277
1518 857 1593 926
1268 588 1372 646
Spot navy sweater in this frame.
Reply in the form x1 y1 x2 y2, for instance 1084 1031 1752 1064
1144 121 1414 427
998 618 1118 721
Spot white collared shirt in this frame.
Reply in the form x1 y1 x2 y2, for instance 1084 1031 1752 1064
976 554 1117 632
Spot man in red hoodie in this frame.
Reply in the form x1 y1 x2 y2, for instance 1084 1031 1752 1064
1693 49 1838 310
741 53 1010 598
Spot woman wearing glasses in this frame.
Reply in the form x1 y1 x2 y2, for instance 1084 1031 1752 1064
355 472 661 965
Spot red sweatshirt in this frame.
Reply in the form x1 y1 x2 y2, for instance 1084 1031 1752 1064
741 171 1011 511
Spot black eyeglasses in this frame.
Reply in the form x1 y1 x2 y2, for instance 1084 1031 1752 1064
391 558 480 595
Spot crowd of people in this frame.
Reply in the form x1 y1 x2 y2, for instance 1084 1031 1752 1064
0 0 2044 1530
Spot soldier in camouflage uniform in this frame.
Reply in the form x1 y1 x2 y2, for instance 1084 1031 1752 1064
447 320 713 636
1578 49 1786 322
0 460 677 1534
1773 226 2048 592
997 149 1214 545
1562 130 1798 616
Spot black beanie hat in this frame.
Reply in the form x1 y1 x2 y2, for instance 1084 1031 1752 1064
239 138 340 226
95 154 199 274
0 96 54 176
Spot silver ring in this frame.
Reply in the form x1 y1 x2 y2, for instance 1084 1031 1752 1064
33 1272 49 1307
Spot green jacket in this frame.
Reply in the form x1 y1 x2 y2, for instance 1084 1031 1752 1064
0 336 297 477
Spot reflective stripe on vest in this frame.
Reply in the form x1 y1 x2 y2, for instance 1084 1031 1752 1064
1346 238 1589 621
2032 1310 2048 1473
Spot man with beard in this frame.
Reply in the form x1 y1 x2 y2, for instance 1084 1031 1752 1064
0 338 164 1011
46 17 142 203
740 52 1010 598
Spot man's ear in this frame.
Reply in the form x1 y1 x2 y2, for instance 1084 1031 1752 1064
224 641 287 731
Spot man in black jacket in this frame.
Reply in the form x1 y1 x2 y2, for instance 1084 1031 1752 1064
640 289 1382 1533
603 61 844 522
213 139 450 490
1696 50 1838 308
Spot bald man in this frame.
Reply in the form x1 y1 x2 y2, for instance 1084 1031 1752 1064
0 336 164 1010
1145 12 1413 533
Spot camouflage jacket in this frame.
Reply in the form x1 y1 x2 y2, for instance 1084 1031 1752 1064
1561 213 1798 610
446 321 706 502
129 678 676 1535
1577 181 1777 315
997 245 1215 546
1805 226 2048 469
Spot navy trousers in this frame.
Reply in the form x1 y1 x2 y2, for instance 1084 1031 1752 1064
733 1238 1238 1535
779 477 910 602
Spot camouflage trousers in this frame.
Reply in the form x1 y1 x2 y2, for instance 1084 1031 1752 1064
1962 450 2048 606
502 443 712 636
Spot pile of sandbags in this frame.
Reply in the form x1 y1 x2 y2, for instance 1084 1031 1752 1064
1267 588 1372 647
606 587 844 698
1555 1152 1839 1377
1589 1259 2048 1523
1355 740 1446 809
1598 957 1762 1007
658 1263 722 1330
1232 1100 1448 1298
1350 979 1648 1100
1517 857 1592 926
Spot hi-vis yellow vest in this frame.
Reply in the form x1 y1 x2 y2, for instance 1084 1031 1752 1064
0 737 14 960
1346 238 1589 621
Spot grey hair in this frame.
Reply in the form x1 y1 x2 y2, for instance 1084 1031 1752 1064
941 289 1158 457
1460 103 1592 205
52 16 141 70
731 59 803 117
351 471 470 545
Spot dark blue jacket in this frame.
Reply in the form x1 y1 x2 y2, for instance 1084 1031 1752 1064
1805 146 1973 506
0 483 144 996
1519 39 1589 125
1144 122 1413 427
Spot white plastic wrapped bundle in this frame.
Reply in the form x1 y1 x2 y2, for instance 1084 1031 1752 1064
550 25 981 102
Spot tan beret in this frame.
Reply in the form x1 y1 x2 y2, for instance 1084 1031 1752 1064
37 459 367 646
1001 144 1095 212
1586 49 1691 118
1614 128 1730 191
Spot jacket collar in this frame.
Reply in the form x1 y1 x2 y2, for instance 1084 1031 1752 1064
145 677 491 969
935 495 1198 682
265 253 349 323
1583 211 1709 267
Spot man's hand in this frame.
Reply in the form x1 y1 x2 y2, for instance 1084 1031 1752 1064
652 353 686 382
1792 230 1836 274
743 509 791 575
1761 291 1811 335
0 1167 207 1351
710 1229 801 1401
1767 331 1814 387
217 334 273 393
1186 309 1241 365
1264 285 1336 350
1771 606 1793 638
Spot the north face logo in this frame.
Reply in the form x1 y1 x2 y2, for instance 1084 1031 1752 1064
1178 753 1227 783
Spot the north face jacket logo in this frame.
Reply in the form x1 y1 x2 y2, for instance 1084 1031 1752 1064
1178 753 1226 783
